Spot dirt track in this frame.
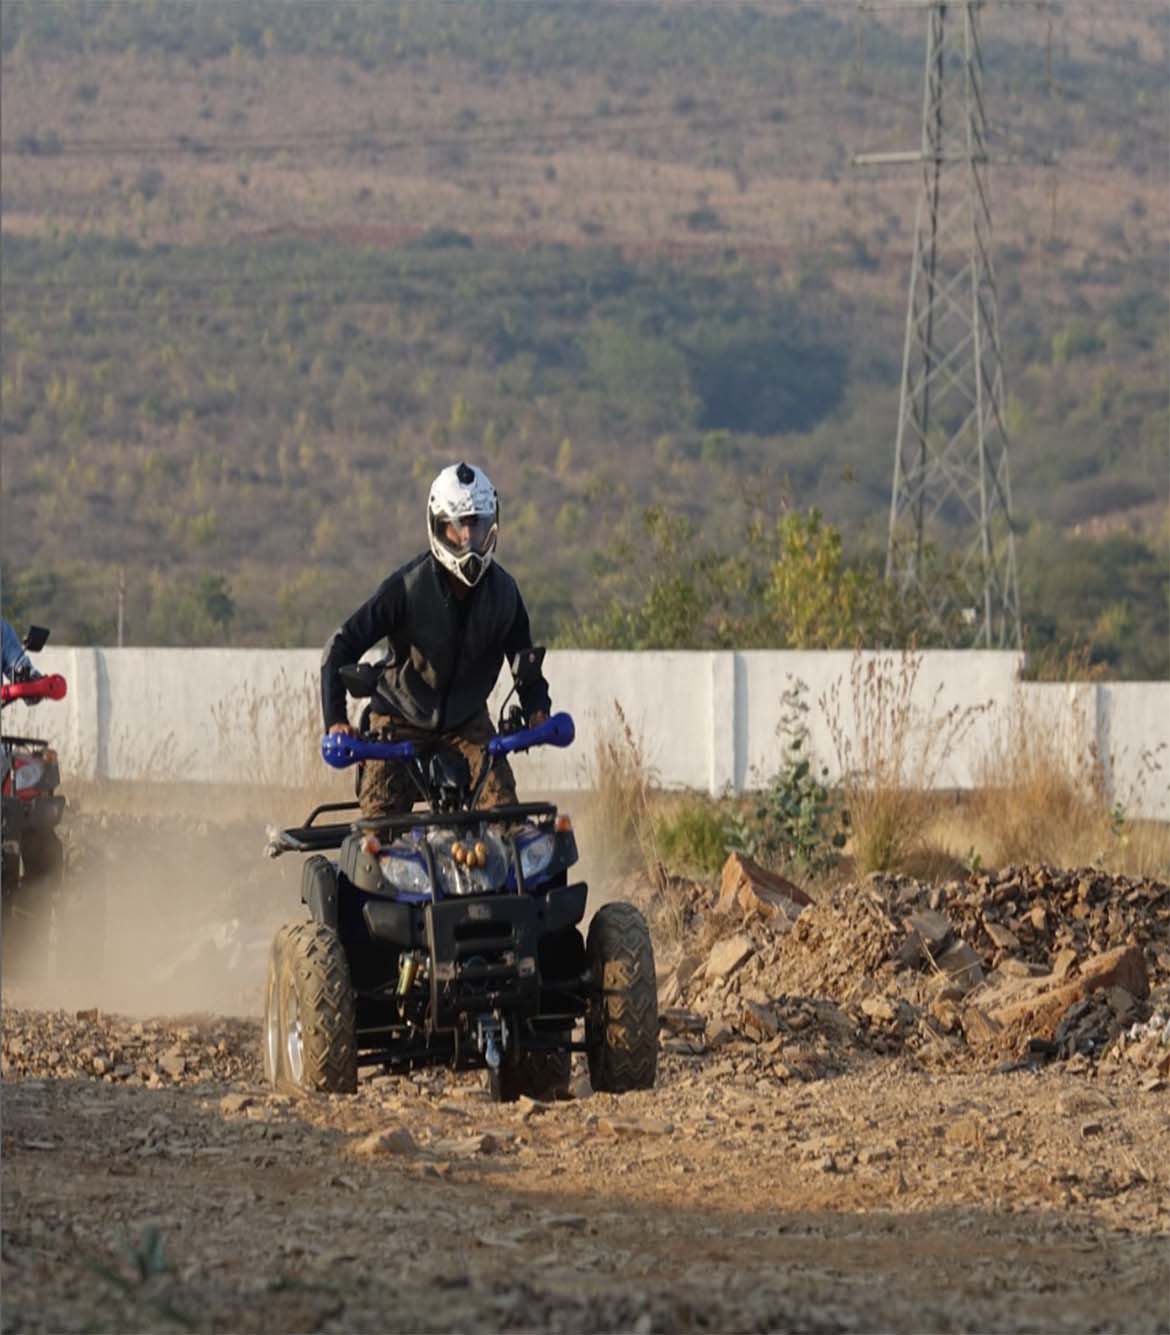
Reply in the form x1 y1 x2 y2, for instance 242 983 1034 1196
3 1008 1169 1334
2 807 1169 1333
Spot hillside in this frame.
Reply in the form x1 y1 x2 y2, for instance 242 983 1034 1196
1 1 1167 674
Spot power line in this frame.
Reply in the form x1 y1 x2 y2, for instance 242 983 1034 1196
870 1 1022 650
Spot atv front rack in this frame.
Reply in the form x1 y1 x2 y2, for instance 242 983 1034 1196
266 801 557 858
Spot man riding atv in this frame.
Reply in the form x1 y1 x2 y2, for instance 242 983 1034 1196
265 465 656 1100
2 617 43 688
1 620 79 981
321 461 551 817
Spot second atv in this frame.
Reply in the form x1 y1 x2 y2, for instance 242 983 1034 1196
263 649 658 1102
1 624 72 977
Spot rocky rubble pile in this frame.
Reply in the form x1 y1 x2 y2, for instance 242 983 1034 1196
1103 1002 1170 1087
0 1007 260 1086
656 855 1170 1083
936 865 1170 983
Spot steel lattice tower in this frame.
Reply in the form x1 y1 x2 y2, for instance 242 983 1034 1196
859 1 1021 648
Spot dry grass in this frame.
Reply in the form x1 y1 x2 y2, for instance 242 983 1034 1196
973 695 1107 867
64 779 333 827
577 704 724 959
580 700 658 884
210 669 323 790
968 691 1170 879
825 653 989 877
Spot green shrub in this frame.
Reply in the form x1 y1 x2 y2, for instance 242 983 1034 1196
725 681 848 877
652 798 728 877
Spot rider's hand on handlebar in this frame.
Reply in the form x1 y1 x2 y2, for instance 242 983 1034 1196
527 710 549 728
328 722 356 736
17 665 43 704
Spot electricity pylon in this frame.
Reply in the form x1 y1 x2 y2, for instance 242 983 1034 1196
857 1 1021 649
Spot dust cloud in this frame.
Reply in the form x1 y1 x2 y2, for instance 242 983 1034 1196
1 782 308 1017
0 781 619 1016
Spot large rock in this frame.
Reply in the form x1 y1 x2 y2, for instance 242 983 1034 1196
717 853 812 924
934 940 985 989
896 910 955 967
907 910 953 952
738 1000 781 1041
351 1126 418 1158
705 933 755 981
657 954 701 1007
979 944 1149 1043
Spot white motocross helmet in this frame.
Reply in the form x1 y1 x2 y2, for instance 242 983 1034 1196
427 461 500 588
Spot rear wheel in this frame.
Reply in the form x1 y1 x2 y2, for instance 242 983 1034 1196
586 902 658 1093
275 920 357 1094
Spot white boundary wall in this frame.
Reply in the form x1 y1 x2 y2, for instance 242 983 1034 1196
5 648 1168 819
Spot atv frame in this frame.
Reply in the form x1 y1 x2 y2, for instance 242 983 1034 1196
264 661 657 1102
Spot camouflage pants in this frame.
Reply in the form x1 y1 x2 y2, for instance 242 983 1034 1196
357 708 518 820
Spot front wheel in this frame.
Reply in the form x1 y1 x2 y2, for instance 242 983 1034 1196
270 921 357 1094
586 903 658 1093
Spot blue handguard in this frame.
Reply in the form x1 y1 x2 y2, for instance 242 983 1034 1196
487 711 575 758
321 711 574 770
321 732 419 770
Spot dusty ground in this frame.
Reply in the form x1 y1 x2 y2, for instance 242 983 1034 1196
2 804 1169 1333
3 1013 1168 1334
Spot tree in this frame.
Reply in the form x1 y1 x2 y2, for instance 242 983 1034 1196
760 509 906 648
146 572 236 645
558 506 928 651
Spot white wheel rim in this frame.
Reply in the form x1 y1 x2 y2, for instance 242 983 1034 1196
285 989 304 1085
264 971 281 1083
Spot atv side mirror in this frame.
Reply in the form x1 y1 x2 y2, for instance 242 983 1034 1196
23 625 50 653
511 646 546 686
339 663 379 698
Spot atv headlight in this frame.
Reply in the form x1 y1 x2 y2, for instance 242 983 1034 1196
518 831 556 882
13 760 44 793
426 828 508 896
378 851 431 897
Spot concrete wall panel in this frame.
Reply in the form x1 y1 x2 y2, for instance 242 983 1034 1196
5 647 1165 820
1098 681 1170 821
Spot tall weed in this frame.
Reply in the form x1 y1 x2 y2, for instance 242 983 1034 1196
825 652 987 875
972 690 1169 877
582 700 657 880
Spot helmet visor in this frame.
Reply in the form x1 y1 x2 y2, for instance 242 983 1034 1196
437 513 497 557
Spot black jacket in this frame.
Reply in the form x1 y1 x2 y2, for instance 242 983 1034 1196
321 554 551 732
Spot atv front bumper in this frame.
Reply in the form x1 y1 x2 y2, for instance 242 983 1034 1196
362 882 587 1033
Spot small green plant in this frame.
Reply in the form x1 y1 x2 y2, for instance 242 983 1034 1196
131 1225 168 1281
653 797 728 876
725 680 848 877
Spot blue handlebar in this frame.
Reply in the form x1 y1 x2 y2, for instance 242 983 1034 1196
321 732 419 770
488 710 575 757
320 710 575 771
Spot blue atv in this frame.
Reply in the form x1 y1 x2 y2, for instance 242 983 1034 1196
263 650 657 1103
